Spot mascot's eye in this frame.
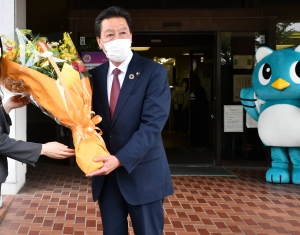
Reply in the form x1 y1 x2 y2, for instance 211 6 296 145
290 61 300 84
258 63 272 85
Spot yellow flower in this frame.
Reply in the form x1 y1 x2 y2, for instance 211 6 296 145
59 44 66 51
70 47 76 55
60 51 72 62
6 38 15 46
3 50 17 61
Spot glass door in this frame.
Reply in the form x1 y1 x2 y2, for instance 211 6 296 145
189 48 214 151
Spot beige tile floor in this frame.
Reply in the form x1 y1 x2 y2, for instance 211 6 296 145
1 130 299 234
1 163 300 235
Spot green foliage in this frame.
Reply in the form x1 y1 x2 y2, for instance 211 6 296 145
276 23 296 45
31 62 64 79
221 32 232 65
78 39 99 53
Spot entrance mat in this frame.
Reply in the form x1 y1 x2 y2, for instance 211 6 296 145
170 166 236 176
166 148 213 165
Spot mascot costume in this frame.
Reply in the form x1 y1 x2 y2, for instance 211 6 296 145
240 45 300 184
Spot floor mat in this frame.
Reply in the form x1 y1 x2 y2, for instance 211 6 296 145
170 166 236 176
165 148 213 166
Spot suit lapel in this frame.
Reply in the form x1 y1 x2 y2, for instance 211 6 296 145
111 53 144 126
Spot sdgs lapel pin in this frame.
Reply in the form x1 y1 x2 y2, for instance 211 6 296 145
129 72 140 79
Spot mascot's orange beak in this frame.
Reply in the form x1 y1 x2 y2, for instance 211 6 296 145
271 78 290 90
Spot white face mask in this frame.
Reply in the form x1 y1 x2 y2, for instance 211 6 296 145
101 39 131 62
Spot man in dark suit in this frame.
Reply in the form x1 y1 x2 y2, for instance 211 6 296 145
86 6 174 235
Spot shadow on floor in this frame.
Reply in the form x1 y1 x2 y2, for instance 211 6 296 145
169 166 236 176
165 147 235 176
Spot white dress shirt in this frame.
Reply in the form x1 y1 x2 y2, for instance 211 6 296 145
107 51 133 105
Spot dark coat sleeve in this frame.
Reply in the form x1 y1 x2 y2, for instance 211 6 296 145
0 106 42 183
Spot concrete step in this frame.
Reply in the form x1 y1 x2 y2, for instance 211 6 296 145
0 195 15 222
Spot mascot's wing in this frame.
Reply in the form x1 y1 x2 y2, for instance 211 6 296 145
240 87 263 121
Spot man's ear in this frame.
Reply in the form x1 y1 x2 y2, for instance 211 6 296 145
96 37 103 50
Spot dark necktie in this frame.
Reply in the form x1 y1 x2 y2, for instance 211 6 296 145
110 68 121 119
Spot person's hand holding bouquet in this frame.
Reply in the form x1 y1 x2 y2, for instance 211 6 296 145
0 29 110 174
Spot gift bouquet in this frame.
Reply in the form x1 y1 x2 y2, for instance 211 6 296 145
0 28 109 174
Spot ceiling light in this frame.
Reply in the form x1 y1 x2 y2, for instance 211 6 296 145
276 44 294 50
289 32 300 38
183 53 204 55
151 39 161 43
131 47 150 51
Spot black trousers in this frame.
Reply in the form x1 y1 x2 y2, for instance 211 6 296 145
98 172 165 235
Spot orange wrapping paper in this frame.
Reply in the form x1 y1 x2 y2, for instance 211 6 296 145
0 57 110 174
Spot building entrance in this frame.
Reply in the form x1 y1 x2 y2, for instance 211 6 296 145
132 33 216 165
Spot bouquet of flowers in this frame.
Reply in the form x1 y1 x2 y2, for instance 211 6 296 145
0 28 109 174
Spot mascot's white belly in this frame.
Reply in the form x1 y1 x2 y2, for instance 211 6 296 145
258 104 300 146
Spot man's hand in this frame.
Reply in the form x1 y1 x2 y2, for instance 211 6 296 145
41 142 75 159
86 155 121 177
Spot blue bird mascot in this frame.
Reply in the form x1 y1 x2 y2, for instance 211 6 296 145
240 45 300 184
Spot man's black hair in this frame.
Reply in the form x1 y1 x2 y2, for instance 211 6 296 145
94 6 132 38
182 78 189 84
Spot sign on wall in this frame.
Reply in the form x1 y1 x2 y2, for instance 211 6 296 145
81 52 108 70
233 55 253 69
233 74 252 102
224 105 243 132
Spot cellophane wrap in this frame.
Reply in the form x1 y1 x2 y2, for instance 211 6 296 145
0 28 109 174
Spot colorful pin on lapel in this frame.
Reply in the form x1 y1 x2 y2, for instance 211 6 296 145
136 72 140 76
129 74 134 79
